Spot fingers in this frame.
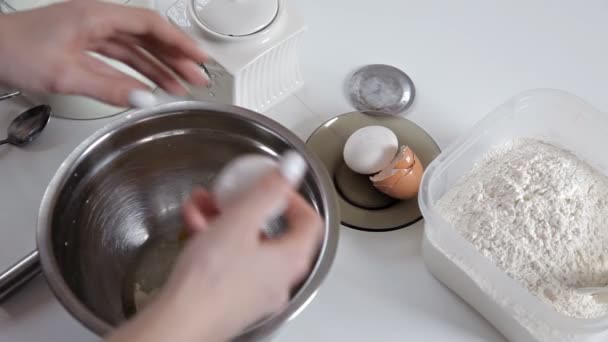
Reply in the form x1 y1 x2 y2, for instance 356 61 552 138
146 49 207 88
265 193 324 284
92 3 207 64
182 188 220 236
78 53 131 79
139 35 208 87
215 170 291 237
52 55 149 106
93 41 187 95
280 193 324 253
81 1 208 92
191 188 220 217
182 198 209 235
115 35 208 88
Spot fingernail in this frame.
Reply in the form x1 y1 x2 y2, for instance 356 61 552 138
279 150 307 187
128 89 159 108
199 64 211 84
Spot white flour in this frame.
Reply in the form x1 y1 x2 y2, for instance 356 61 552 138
437 138 608 319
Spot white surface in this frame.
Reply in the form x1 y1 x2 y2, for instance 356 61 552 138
35 50 155 119
1 0 608 341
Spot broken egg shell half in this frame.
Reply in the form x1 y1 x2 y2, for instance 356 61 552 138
369 146 424 200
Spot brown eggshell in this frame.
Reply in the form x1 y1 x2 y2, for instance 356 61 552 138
370 146 424 200
393 146 416 169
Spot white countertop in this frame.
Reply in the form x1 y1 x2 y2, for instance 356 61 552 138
2 0 608 341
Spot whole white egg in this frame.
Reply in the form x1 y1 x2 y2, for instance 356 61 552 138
343 126 399 174
212 154 279 209
211 151 308 222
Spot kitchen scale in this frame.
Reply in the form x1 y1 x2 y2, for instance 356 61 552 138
164 0 308 112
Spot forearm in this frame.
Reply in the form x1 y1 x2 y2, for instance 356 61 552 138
0 15 7 56
105 292 225 342
0 15 11 87
0 14 20 90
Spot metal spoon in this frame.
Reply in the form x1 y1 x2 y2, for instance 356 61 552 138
0 105 51 146
576 287 608 303
0 90 21 101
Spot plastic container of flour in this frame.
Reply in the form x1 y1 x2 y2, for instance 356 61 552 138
419 89 608 342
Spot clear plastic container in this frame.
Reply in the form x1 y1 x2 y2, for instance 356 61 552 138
419 89 608 342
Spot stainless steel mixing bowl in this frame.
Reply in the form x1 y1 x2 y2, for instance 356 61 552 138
33 101 339 340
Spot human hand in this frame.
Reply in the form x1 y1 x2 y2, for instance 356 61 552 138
0 0 207 107
106 171 324 342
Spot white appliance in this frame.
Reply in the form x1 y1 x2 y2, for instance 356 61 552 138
166 0 307 112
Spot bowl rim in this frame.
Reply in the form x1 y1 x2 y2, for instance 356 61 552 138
36 100 340 339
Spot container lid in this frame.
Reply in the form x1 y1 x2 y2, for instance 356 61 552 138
348 64 416 115
191 0 279 37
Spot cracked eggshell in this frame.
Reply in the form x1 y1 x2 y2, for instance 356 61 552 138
369 146 424 200
343 126 399 174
